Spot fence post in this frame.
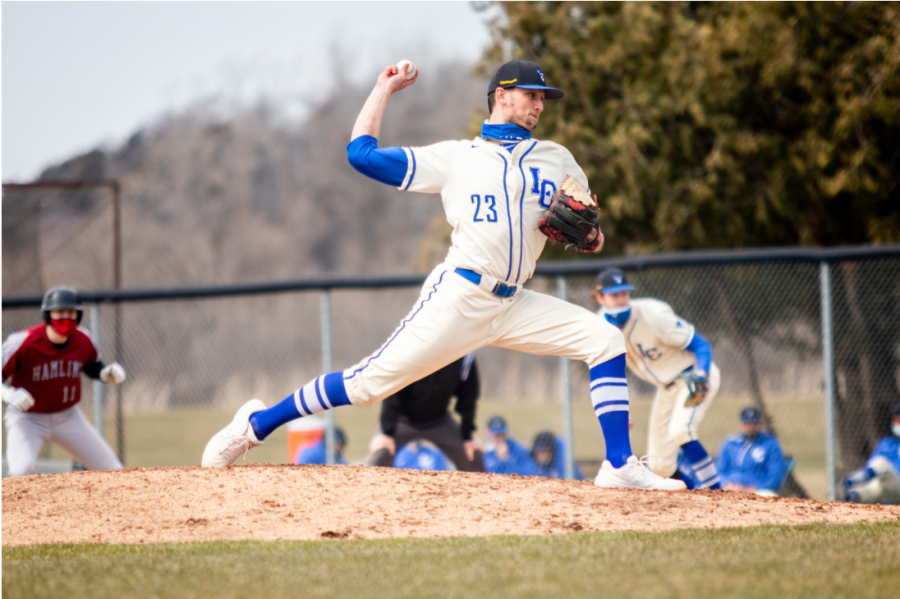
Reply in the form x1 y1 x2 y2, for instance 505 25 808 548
556 276 575 480
819 261 838 501
89 303 105 439
321 289 336 466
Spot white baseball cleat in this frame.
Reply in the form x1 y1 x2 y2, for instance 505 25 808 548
201 399 267 468
594 456 688 491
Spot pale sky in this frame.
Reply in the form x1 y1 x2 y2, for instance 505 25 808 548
1 1 495 181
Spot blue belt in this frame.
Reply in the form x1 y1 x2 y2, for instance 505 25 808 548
455 268 518 298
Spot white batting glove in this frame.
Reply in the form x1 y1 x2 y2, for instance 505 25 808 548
2 385 35 410
100 362 126 384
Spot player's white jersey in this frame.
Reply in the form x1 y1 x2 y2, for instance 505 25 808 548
602 298 697 387
399 137 588 284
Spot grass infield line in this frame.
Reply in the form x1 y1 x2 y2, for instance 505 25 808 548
3 521 899 599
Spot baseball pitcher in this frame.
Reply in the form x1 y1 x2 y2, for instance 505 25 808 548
594 268 722 489
202 59 685 491
2 286 125 476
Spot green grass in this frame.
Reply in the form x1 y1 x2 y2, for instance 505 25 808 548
4 522 899 599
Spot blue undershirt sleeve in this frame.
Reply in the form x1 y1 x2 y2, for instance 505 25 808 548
685 332 712 374
347 135 409 187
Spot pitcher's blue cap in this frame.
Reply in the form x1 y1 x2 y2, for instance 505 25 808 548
488 60 564 99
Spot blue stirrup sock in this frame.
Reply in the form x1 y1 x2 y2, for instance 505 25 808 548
249 372 351 441
681 439 721 489
590 355 633 469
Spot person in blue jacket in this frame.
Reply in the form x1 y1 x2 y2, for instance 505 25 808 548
844 404 900 504
483 416 536 476
530 431 584 480
393 439 450 471
296 427 348 466
715 407 786 496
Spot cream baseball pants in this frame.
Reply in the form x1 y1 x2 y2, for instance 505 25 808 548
343 263 626 406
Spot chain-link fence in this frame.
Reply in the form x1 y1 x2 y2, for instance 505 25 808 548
3 246 899 501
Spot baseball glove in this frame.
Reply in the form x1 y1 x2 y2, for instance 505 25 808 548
538 176 604 253
680 370 711 408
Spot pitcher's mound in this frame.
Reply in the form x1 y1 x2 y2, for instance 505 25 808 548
4 464 899 546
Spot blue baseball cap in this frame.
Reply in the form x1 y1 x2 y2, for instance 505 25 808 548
488 60 564 100
487 416 509 435
740 407 762 423
596 268 635 295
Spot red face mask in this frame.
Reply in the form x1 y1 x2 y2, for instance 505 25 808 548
50 319 77 337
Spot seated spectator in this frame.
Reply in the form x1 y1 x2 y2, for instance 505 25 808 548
483 416 536 476
715 407 786 496
530 431 583 480
394 440 449 471
844 404 900 505
296 427 348 465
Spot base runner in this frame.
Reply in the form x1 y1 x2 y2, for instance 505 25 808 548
202 59 685 492
2 286 125 476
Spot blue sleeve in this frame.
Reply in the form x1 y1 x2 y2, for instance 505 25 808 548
759 438 786 490
347 135 409 187
685 332 712 374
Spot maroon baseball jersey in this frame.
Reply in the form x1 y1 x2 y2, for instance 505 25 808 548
2 324 100 413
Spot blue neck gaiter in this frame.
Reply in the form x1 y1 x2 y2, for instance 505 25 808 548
602 305 632 328
481 122 532 143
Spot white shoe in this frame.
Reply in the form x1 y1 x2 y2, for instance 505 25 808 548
201 399 267 468
594 455 687 491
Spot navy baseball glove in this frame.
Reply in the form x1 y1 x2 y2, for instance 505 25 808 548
538 176 603 254
680 370 711 408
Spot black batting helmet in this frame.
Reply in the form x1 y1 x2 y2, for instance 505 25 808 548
41 286 84 324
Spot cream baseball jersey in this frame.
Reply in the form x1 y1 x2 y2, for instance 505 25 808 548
608 298 697 387
399 137 589 284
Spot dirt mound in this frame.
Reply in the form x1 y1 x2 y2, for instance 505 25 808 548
3 464 898 546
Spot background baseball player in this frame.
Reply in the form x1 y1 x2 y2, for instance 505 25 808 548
594 268 722 489
530 431 584 479
366 353 484 472
2 286 126 476
715 406 787 495
393 440 450 472
202 59 684 492
483 415 536 476
844 404 900 504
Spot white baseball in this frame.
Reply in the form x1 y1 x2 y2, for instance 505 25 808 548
396 59 417 80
